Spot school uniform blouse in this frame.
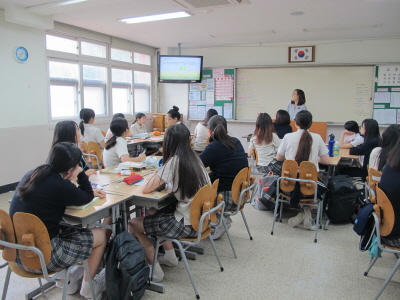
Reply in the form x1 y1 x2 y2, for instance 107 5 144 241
10 171 94 239
349 138 380 180
81 124 105 145
130 123 147 136
157 156 210 226
369 147 381 171
379 165 400 240
192 122 209 152
287 103 307 120
248 133 281 166
273 122 293 139
200 137 248 192
103 137 129 167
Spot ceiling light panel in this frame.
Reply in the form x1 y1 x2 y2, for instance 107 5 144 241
120 11 192 24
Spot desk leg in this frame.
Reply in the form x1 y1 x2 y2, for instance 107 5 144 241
146 281 165 293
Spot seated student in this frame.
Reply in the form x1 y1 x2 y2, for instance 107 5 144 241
79 108 105 150
339 120 363 148
51 120 106 199
103 117 146 167
192 108 218 153
130 112 147 136
276 111 330 230
9 143 107 299
273 110 293 139
369 124 400 171
339 119 381 181
248 113 282 174
128 124 210 282
379 140 400 248
106 113 125 139
199 115 249 239
166 106 190 136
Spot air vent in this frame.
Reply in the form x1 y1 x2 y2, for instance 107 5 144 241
172 0 250 10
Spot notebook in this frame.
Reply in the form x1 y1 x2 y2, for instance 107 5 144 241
66 197 100 210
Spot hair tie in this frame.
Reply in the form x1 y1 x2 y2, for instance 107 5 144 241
81 119 84 122
46 163 54 169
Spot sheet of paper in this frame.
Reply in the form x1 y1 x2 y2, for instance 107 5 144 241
189 83 199 92
206 91 215 105
189 91 201 101
374 109 397 124
224 103 233 119
374 92 390 103
206 78 215 92
190 100 197 105
197 100 206 106
378 65 400 86
189 105 198 119
210 106 222 116
197 106 206 119
213 69 225 79
201 91 206 100
390 92 400 107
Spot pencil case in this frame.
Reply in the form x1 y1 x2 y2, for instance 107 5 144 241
123 174 144 185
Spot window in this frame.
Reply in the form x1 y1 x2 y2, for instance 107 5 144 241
49 61 79 118
112 68 132 114
81 41 107 58
111 48 132 63
82 65 107 115
46 35 78 54
134 71 151 112
134 52 151 65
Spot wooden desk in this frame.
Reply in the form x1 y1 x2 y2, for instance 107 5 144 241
327 148 359 177
242 134 252 142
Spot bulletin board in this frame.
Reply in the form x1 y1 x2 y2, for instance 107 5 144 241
372 65 400 125
188 69 235 120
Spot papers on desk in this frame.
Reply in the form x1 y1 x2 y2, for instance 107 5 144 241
67 197 100 210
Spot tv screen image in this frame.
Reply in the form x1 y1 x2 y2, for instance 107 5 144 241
158 55 203 83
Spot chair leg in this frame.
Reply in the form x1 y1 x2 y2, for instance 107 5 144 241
174 241 200 299
374 258 400 300
61 267 72 300
1 265 12 300
313 203 321 243
222 218 237 258
271 197 280 235
151 239 161 281
364 257 379 276
208 235 224 271
240 210 253 240
83 260 96 300
279 200 284 222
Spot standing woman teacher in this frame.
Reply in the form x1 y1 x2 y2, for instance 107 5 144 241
287 89 307 120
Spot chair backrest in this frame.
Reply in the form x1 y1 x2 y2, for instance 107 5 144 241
299 161 318 196
280 160 298 193
231 167 250 206
376 187 395 237
13 213 51 270
190 184 212 233
80 141 89 159
101 131 106 137
253 149 259 165
0 209 17 262
368 168 382 204
210 179 221 223
205 137 210 146
88 141 103 167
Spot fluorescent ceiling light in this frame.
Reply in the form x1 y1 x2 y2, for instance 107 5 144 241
120 11 192 24
303 23 383 32
59 0 90 5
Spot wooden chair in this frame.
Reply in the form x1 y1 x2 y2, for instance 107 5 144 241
250 149 263 176
0 210 96 300
223 166 256 241
367 168 382 204
151 184 224 299
271 160 323 243
87 141 103 169
363 187 400 300
101 131 106 137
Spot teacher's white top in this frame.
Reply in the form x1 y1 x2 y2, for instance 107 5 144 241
287 103 307 120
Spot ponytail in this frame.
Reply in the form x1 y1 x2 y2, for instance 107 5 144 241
106 117 129 150
79 108 95 137
294 130 312 164
79 120 85 137
208 115 236 151
105 135 117 150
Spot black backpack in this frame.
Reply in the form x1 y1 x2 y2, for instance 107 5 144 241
105 231 150 300
326 175 361 224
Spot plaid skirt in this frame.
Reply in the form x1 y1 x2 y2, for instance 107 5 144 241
222 191 240 212
143 203 197 239
381 236 400 248
256 158 283 175
14 225 94 274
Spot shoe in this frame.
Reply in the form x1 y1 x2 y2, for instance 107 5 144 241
55 266 84 294
288 212 304 228
309 219 317 231
158 254 178 267
149 263 164 283
225 216 233 224
81 269 106 300
303 207 312 229
211 223 231 240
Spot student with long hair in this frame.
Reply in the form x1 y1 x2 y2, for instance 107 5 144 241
339 120 363 148
248 113 282 174
379 139 400 248
128 125 210 282
106 113 125 139
276 111 330 229
199 115 248 239
273 109 293 139
166 106 190 136
287 89 307 120
130 112 147 136
369 124 400 171
79 108 105 149
339 118 381 181
51 120 106 199
103 117 146 167
192 108 218 153
9 143 107 299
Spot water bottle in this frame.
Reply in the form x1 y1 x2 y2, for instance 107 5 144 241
328 134 335 157
333 141 340 157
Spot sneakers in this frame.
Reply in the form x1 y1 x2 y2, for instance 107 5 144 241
288 212 304 228
158 254 178 267
149 262 164 283
81 269 106 300
211 222 231 240
303 207 317 230
55 265 84 294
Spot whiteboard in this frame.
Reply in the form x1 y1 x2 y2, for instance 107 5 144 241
236 66 374 122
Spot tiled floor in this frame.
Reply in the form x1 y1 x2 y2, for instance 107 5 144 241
0 190 399 300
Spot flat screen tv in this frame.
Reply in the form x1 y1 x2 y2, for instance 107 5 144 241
158 55 203 83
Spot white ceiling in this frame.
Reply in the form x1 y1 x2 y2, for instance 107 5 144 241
1 0 400 49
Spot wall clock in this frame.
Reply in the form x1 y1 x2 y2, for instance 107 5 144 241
15 46 29 63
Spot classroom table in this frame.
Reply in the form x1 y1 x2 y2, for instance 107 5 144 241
127 135 164 155
327 148 359 177
242 134 253 142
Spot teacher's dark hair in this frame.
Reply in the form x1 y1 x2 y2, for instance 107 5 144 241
51 120 79 148
275 110 290 126
208 115 236 151
202 108 218 127
167 106 181 121
291 89 306 106
161 124 209 199
294 110 313 164
18 143 82 201
254 113 273 145
377 124 400 171
106 117 129 150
